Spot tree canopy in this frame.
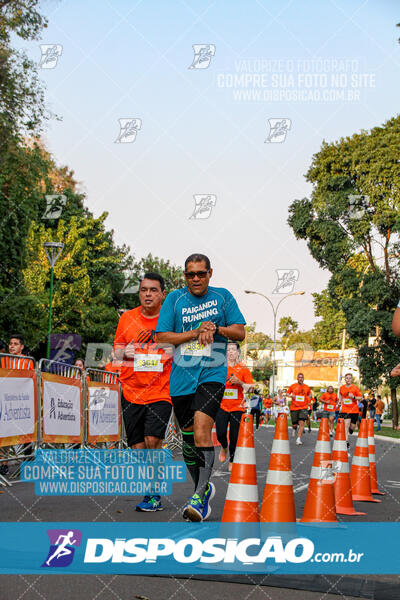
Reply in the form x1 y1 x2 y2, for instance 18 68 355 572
288 115 400 424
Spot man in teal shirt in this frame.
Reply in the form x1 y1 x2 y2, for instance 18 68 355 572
157 253 245 521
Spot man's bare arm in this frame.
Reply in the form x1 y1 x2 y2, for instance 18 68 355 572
156 330 198 346
218 324 245 341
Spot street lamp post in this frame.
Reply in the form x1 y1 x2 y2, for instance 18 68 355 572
245 289 305 396
43 242 64 359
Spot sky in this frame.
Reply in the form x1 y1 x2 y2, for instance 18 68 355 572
20 0 400 338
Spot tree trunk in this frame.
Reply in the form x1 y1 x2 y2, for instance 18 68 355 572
391 387 398 429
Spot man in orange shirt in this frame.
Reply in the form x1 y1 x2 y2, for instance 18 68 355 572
0 335 34 370
114 273 172 512
375 395 385 431
339 373 362 447
286 373 312 446
263 394 273 424
215 342 254 471
320 385 339 437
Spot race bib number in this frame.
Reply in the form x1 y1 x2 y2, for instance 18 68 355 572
134 354 163 372
326 404 334 411
181 341 211 357
295 395 305 404
223 389 238 400
343 398 352 405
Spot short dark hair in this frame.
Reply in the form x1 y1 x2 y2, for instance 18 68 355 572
140 272 165 292
184 254 211 271
228 340 241 351
10 334 24 346
0 339 6 352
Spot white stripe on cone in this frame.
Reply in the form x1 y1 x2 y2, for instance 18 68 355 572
266 470 293 486
351 455 369 467
315 441 332 453
332 440 347 452
310 466 334 481
225 483 259 502
270 439 290 454
333 460 349 474
233 446 256 465
356 438 368 448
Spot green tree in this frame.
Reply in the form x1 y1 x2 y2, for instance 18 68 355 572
0 0 48 145
119 253 186 311
278 316 298 339
20 210 132 353
288 115 400 426
312 288 353 349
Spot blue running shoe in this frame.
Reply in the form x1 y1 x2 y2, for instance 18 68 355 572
182 493 203 522
136 495 163 512
202 481 216 521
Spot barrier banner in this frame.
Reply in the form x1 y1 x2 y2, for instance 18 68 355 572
42 373 82 443
0 522 399 574
87 381 120 443
0 369 37 446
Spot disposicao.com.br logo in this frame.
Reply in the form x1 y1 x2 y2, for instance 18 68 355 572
42 529 82 568
83 536 363 566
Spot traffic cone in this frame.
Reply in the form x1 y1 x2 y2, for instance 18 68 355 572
260 412 296 522
350 419 381 503
221 413 259 522
301 418 338 523
367 417 385 495
332 419 365 516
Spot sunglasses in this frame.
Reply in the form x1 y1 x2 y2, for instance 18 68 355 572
185 270 209 279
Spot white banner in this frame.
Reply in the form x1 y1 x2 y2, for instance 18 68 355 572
43 380 81 436
88 388 119 437
0 377 35 438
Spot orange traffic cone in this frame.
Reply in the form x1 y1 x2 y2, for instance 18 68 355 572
367 418 385 495
332 419 365 516
221 413 259 522
260 412 296 522
350 419 381 503
301 418 338 523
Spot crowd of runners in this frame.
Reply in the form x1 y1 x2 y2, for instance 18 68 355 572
101 251 389 523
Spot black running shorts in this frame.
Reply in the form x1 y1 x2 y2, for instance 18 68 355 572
121 393 172 446
172 381 225 429
338 412 359 425
290 408 309 425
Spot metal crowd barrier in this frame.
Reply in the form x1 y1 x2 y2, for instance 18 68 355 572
0 354 37 486
85 368 124 449
38 358 84 451
0 354 181 484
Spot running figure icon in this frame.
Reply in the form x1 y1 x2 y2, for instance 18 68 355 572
45 531 77 566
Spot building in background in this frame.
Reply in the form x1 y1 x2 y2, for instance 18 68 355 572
246 348 359 392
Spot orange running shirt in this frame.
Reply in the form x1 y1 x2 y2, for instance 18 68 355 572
339 384 362 414
220 363 253 412
320 391 338 412
114 306 172 405
0 356 34 370
287 382 312 410
104 361 120 375
263 397 273 409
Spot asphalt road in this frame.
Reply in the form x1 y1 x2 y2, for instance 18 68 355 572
0 425 399 600
1 424 398 523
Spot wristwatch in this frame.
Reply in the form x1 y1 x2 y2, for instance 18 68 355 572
215 325 220 336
